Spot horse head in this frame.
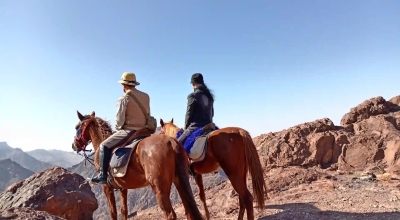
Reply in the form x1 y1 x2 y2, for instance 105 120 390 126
159 118 182 138
71 110 97 152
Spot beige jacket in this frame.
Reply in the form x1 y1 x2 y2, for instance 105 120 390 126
115 88 150 131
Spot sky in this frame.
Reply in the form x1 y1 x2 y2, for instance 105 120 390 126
0 0 399 152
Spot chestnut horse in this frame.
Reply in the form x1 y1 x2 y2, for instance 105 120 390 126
71 111 203 220
160 119 267 220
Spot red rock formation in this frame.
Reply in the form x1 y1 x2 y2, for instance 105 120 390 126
254 118 342 169
254 95 400 172
340 96 391 126
0 166 98 220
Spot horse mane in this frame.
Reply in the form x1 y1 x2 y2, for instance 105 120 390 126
164 121 182 138
84 115 114 144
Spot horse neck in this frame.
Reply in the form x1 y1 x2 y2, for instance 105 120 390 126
87 122 112 150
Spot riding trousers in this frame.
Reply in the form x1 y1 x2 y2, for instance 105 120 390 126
177 124 200 144
101 129 136 149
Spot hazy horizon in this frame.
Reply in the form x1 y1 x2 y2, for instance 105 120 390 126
1 0 399 151
0 142 77 153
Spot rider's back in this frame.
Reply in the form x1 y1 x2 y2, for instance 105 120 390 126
188 89 213 127
123 88 150 130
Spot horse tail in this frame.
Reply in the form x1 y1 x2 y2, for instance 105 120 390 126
239 129 267 211
173 140 203 220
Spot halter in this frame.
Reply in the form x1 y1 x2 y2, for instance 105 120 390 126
74 119 92 151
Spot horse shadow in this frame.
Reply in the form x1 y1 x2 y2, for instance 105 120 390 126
259 203 400 220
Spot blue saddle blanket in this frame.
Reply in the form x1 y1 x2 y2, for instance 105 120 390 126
176 125 219 153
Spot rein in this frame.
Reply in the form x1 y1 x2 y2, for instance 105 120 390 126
74 118 95 166
74 119 91 151
74 117 113 167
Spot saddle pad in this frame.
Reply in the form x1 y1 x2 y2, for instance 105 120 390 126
189 135 208 160
110 148 132 169
109 137 144 178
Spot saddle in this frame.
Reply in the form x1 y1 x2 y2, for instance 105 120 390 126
202 122 216 134
188 122 217 162
108 128 152 181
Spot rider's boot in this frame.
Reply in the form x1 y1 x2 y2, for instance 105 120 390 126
91 144 111 184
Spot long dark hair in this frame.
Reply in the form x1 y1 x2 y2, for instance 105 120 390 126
196 83 215 102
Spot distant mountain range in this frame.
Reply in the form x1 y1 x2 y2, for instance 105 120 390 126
0 142 86 193
27 149 83 168
0 142 54 172
0 142 84 171
0 159 34 192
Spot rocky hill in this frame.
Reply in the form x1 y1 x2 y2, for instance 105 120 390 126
0 142 54 172
27 149 83 168
0 159 34 192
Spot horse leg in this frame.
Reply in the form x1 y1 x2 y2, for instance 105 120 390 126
101 184 118 220
151 183 177 220
219 164 254 220
120 189 128 220
173 176 197 220
194 174 210 220
228 173 253 220
238 197 245 220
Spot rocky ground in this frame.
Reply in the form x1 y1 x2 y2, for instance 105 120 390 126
136 169 400 220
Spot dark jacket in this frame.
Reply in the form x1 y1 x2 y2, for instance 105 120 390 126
184 89 214 129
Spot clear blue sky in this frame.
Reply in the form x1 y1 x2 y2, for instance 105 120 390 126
0 0 399 152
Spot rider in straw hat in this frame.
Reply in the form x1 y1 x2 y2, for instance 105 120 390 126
91 72 151 184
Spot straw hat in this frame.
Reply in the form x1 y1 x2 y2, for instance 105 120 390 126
117 72 140 86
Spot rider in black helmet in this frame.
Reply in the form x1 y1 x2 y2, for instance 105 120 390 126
177 73 215 144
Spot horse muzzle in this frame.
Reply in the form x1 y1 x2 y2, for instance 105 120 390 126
72 142 80 152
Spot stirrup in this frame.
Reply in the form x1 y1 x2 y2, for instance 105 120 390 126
90 173 108 184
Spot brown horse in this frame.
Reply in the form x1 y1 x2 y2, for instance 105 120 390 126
160 119 267 220
71 111 203 220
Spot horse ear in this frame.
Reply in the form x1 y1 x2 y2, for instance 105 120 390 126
77 110 85 121
160 118 164 127
91 111 95 117
171 118 174 124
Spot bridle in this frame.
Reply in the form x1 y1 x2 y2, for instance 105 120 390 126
74 118 96 166
74 119 92 151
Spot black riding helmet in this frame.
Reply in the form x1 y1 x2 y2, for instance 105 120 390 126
190 73 204 84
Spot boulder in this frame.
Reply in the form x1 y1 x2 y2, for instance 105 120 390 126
340 96 391 126
0 166 98 220
255 118 341 169
337 96 400 171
